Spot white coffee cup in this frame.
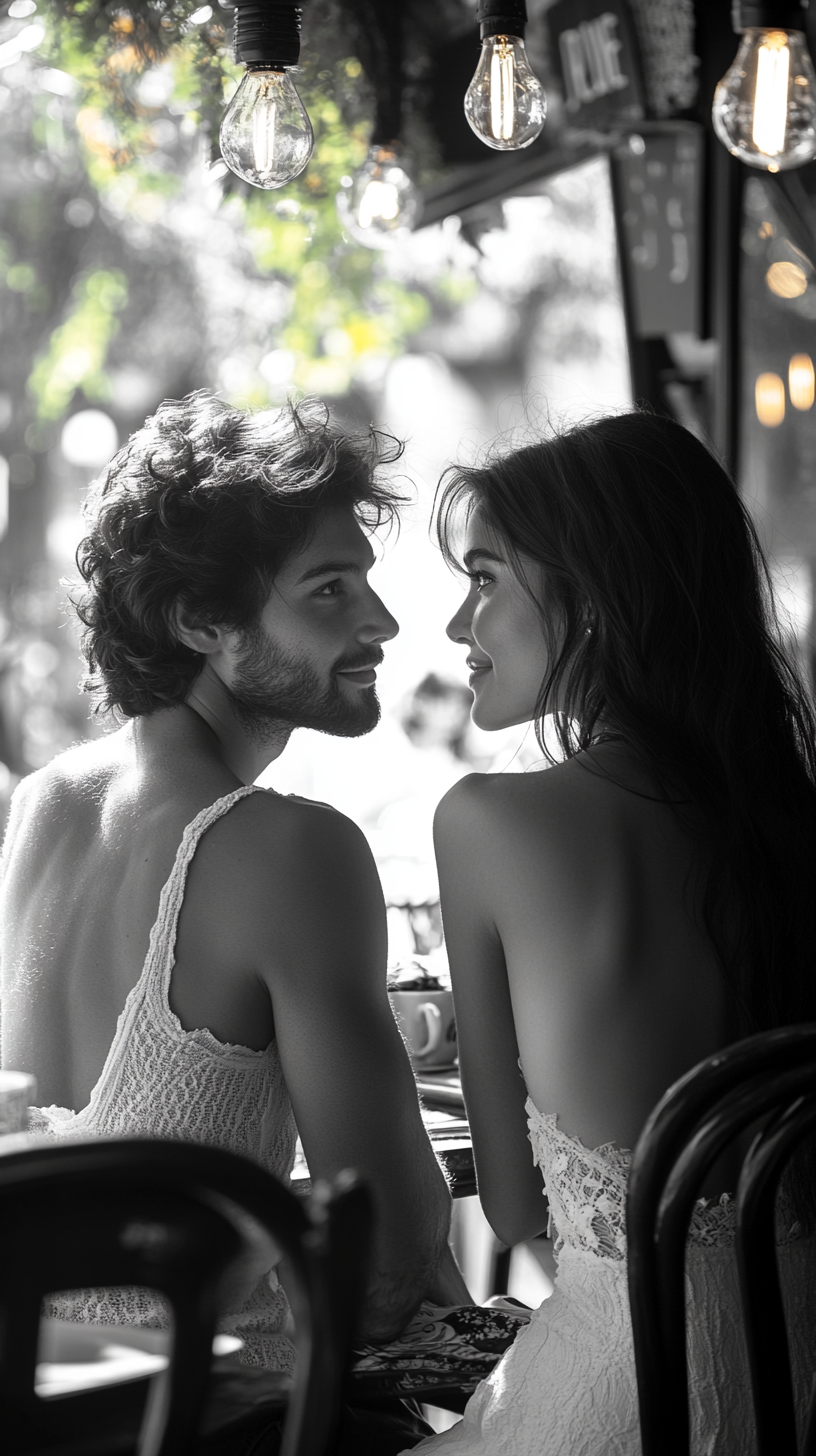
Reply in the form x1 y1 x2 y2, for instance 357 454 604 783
390 989 457 1068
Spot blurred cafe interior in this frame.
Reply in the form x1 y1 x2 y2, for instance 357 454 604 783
2 0 816 1446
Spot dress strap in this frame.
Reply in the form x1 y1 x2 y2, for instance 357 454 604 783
141 785 266 1003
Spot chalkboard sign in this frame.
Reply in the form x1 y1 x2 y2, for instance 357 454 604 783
610 126 704 339
547 0 645 131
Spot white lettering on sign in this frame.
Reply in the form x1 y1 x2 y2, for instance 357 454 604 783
560 12 629 113
632 230 658 270
670 233 689 284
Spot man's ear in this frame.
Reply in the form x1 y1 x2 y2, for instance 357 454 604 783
172 602 230 657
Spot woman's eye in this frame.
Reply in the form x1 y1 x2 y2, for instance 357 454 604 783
469 572 493 592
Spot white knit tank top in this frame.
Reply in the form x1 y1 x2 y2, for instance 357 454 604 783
29 785 298 1370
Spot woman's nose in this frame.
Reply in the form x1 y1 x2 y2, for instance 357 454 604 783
446 598 473 645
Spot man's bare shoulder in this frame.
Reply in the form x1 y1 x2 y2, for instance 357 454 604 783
4 736 124 847
189 789 385 976
204 787 378 894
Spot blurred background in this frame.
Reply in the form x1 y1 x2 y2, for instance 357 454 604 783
2 0 816 1349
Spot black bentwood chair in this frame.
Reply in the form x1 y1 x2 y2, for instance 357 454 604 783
0 1136 372 1456
627 1023 816 1456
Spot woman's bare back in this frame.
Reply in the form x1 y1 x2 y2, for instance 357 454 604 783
435 743 734 1243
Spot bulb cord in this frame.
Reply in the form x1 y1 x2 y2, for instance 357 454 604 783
343 0 405 146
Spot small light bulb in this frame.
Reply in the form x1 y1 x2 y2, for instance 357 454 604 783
219 68 313 189
713 28 816 171
336 145 420 250
465 34 546 151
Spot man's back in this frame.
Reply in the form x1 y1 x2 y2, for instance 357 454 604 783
2 705 460 1336
1 718 272 1109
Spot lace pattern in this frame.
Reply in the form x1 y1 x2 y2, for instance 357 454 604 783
525 1099 807 1258
525 1099 741 1259
401 1100 816 1453
28 786 298 1370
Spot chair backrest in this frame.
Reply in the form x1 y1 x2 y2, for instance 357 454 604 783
626 1023 816 1456
0 1135 372 1456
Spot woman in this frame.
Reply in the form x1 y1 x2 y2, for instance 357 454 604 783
406 412 816 1454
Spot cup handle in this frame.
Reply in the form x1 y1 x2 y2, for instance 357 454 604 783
414 1002 443 1056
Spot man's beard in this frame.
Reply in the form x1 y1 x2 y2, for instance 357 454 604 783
225 623 382 744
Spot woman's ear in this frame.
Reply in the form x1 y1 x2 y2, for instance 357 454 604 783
172 602 229 657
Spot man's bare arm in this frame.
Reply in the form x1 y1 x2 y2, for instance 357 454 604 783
253 798 453 1340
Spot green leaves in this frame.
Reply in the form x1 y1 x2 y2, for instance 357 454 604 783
29 0 435 406
28 268 128 418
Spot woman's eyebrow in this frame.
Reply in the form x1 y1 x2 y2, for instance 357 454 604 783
463 547 506 569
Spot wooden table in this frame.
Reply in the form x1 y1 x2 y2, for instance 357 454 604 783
290 1067 476 1199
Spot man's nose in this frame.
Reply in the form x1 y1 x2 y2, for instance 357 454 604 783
361 589 399 643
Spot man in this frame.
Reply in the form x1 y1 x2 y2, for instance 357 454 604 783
0 393 464 1445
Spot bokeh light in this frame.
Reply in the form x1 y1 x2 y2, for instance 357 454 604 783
60 410 118 468
766 260 808 298
788 353 815 409
755 371 786 426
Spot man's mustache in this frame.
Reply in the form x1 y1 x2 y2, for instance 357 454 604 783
333 648 385 673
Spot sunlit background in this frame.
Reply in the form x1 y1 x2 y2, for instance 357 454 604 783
3 0 816 1370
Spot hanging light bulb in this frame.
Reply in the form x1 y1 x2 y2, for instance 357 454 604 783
464 0 546 151
336 144 420 250
219 2 313 190
712 3 816 171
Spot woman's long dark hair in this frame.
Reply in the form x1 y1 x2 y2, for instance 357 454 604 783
437 411 816 1040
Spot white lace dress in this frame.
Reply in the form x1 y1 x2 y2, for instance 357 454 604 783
407 1097 816 1455
27 786 298 1372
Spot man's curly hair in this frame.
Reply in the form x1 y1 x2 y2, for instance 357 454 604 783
74 392 405 718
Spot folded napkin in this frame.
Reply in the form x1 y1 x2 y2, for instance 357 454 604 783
351 1300 531 1398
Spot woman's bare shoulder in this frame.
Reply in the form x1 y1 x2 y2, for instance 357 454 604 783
435 753 624 838
433 748 674 904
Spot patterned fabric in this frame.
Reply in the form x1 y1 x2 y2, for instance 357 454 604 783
403 1098 816 1455
28 787 298 1372
352 1302 531 1400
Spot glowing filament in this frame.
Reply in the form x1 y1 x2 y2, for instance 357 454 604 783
490 39 515 141
753 32 790 156
755 372 786 427
789 353 815 409
252 99 276 175
358 179 400 230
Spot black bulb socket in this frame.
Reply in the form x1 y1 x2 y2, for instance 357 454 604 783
232 1 304 69
731 0 808 29
475 0 528 42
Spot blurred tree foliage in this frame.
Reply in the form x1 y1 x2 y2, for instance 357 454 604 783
31 0 441 403
0 0 452 779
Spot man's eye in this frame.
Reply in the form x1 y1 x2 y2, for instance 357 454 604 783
315 579 343 597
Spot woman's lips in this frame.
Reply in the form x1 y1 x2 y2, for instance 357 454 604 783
467 662 491 686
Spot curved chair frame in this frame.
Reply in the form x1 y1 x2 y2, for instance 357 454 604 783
626 1023 816 1456
0 1135 371 1456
